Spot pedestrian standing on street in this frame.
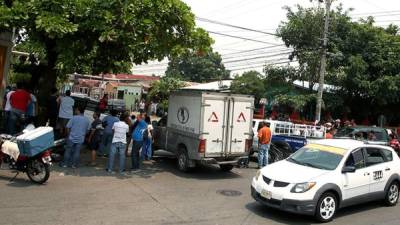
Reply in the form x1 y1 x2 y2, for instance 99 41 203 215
26 89 38 126
2 86 14 134
257 122 272 168
61 106 90 168
131 114 148 171
139 100 145 113
9 82 31 135
99 109 119 157
142 116 154 160
57 90 75 137
87 112 103 166
98 94 108 113
107 113 130 174
47 88 59 130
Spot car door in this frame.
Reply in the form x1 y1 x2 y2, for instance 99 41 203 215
341 148 370 200
364 147 392 194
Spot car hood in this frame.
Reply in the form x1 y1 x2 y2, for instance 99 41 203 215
261 160 329 184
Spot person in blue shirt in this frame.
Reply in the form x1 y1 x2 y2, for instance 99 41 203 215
61 106 90 168
130 114 148 170
98 109 119 157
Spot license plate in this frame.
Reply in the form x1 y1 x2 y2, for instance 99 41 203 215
261 189 272 199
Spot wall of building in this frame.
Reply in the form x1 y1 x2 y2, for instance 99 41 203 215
117 85 142 111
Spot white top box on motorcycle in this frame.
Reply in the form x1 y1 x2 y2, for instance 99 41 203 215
16 127 54 157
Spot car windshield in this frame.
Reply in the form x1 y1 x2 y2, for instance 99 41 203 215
287 144 346 170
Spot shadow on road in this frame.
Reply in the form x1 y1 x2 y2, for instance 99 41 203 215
49 149 243 181
245 202 313 225
245 200 388 224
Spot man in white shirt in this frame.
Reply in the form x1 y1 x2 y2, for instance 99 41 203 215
107 113 130 174
2 86 14 134
57 90 75 137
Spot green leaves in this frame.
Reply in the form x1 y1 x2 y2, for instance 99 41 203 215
165 50 229 83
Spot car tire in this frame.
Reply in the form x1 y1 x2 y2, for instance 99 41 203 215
220 164 234 172
384 181 399 206
315 192 338 223
177 147 190 172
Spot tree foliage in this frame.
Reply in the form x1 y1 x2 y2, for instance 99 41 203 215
148 77 185 110
165 50 230 83
0 0 212 97
277 4 400 120
230 70 264 100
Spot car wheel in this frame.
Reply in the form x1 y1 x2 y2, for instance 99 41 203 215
315 192 337 223
177 148 190 172
384 182 399 206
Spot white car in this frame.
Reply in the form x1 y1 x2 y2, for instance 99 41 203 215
251 139 400 222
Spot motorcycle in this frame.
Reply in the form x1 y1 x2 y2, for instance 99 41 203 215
0 134 52 184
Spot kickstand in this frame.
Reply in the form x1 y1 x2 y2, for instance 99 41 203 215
10 171 19 182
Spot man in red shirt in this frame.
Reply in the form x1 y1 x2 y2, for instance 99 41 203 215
9 82 31 134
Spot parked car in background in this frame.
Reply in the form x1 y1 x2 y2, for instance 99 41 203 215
334 126 390 146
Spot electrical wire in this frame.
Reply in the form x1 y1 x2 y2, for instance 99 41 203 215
197 17 279 37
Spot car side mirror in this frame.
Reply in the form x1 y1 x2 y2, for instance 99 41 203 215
342 166 356 173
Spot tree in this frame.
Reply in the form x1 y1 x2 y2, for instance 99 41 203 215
277 5 400 123
230 71 264 100
0 0 212 98
148 77 186 111
165 50 230 83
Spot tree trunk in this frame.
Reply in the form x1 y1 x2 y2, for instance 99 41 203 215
35 39 58 125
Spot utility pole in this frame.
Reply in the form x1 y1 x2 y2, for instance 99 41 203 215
315 0 332 122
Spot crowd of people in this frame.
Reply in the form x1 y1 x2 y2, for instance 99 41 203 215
2 85 155 174
60 107 154 174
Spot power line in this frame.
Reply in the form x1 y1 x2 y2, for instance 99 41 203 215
224 52 291 64
223 48 291 60
197 17 279 37
227 57 292 68
207 31 281 45
229 60 297 72
351 10 400 16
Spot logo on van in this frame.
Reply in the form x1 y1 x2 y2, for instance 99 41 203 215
177 107 189 124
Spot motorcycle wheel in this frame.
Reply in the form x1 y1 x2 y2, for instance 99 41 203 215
26 159 50 184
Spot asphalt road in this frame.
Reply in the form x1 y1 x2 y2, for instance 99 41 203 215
0 152 399 225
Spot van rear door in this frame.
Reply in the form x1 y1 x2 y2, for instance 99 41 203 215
202 98 226 157
226 98 253 155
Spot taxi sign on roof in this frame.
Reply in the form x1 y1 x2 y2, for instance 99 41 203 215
306 143 346 155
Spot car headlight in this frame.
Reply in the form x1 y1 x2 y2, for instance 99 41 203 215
291 182 316 193
255 170 261 181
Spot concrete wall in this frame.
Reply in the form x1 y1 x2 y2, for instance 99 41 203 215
0 32 13 106
117 85 142 111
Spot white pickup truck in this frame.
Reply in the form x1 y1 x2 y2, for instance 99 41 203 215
153 90 254 172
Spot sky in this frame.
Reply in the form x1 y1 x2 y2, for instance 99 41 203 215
132 0 400 76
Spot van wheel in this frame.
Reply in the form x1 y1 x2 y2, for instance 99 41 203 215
384 182 399 206
220 165 234 172
177 148 190 172
315 192 337 223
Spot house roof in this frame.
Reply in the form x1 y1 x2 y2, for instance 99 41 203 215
103 74 160 81
77 79 101 87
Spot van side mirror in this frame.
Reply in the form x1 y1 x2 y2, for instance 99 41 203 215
342 166 356 173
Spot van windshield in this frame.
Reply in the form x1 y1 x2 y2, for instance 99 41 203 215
287 144 345 170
